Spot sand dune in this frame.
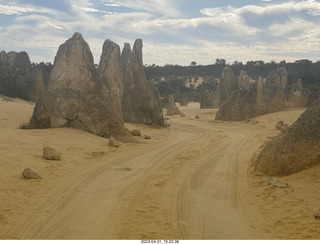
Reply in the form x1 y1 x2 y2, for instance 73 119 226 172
0 97 319 239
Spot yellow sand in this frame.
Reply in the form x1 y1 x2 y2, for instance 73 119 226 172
0 97 319 240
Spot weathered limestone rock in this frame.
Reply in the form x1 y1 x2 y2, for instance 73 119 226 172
219 66 237 105
98 39 128 139
109 137 120 148
165 95 183 116
130 129 141 136
286 79 311 108
144 134 151 139
216 90 250 121
28 33 133 142
275 120 288 131
267 177 288 188
254 67 288 116
43 147 61 161
238 70 250 89
0 51 44 102
121 40 163 125
180 97 189 106
200 89 220 109
216 68 288 121
22 168 41 179
255 98 320 176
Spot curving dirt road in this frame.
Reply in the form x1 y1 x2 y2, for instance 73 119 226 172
6 107 272 239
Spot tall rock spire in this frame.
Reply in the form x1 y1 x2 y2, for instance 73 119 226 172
121 39 164 125
29 33 133 142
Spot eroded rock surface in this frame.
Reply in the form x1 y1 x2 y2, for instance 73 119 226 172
286 79 311 108
255 98 320 176
0 51 44 102
200 89 220 109
216 67 288 121
121 40 163 125
43 147 61 161
28 33 132 142
165 95 183 116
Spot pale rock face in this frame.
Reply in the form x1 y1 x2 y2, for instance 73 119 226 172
238 70 251 89
180 97 189 106
216 67 288 121
165 95 183 116
98 39 125 128
255 98 320 176
200 89 220 109
253 67 288 117
286 78 311 108
219 66 237 105
0 51 44 102
121 39 163 125
29 33 133 142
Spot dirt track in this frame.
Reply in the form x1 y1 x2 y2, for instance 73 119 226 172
4 99 318 240
2 102 266 239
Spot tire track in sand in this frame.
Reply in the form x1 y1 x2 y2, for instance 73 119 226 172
8 123 197 239
8 117 268 239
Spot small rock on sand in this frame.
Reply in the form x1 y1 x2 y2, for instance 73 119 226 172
109 137 120 148
22 168 41 179
117 166 132 171
131 129 141 136
267 177 288 188
43 147 61 161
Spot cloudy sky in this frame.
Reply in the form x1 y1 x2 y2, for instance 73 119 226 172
0 0 320 65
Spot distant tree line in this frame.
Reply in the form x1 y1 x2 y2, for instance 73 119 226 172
145 59 320 102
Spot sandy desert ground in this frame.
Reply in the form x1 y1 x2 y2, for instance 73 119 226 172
0 96 320 240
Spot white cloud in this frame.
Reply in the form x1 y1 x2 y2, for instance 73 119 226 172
200 0 320 19
237 0 320 16
101 12 157 34
1 0 319 65
15 14 64 30
103 3 120 7
0 3 43 15
143 37 320 66
268 18 317 36
80 6 113 14
44 21 64 30
102 0 182 17
196 7 261 36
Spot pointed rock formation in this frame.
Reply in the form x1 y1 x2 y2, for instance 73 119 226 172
165 95 183 116
200 89 220 109
286 78 311 108
238 70 250 90
180 97 189 106
255 98 320 176
121 40 164 126
98 39 126 134
28 33 132 142
254 67 288 116
219 66 237 105
0 51 44 102
216 67 288 121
